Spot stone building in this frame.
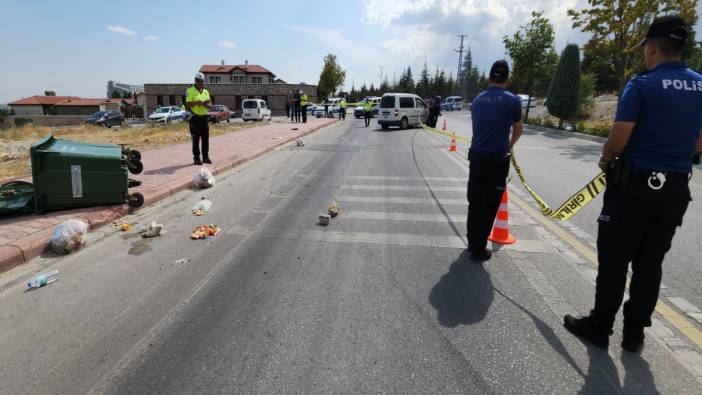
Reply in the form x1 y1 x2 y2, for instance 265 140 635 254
144 63 317 117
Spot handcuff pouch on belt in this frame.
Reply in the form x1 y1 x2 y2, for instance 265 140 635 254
605 158 632 190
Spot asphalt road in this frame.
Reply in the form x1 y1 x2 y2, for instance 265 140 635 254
0 116 700 394
439 110 702 314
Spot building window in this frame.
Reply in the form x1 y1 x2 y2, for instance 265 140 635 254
232 75 245 84
252 76 263 84
169 95 175 105
157 95 163 106
209 76 221 84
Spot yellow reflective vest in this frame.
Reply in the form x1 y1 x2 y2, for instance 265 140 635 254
364 100 372 112
186 85 211 116
300 93 308 106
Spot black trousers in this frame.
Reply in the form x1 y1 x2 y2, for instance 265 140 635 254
294 104 301 122
340 108 346 120
301 105 307 123
189 115 209 160
364 111 371 127
467 152 510 252
591 172 690 331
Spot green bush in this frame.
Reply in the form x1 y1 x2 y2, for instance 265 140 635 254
585 121 611 137
577 73 596 117
542 117 556 128
527 116 542 126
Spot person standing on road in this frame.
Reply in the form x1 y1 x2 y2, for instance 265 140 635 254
186 72 212 165
363 97 373 127
339 96 347 120
294 89 301 123
564 15 702 353
466 60 523 261
300 90 308 123
429 95 441 127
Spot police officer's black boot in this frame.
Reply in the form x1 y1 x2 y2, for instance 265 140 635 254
563 315 611 349
621 326 645 353
468 247 492 262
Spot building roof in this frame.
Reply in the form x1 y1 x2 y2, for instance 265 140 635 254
8 95 80 106
199 64 273 74
55 98 122 106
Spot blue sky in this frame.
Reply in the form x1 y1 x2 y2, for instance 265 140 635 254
1 0 701 103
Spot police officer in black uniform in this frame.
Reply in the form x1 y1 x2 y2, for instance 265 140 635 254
466 60 523 261
564 15 702 353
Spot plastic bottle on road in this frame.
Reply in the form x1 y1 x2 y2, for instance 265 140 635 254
27 270 58 289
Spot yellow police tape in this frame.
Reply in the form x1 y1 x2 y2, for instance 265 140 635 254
419 122 606 221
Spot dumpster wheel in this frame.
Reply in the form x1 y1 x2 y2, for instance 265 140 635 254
127 192 144 208
129 149 141 161
127 159 144 175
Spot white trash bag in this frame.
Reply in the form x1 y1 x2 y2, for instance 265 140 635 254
193 166 216 188
50 220 89 254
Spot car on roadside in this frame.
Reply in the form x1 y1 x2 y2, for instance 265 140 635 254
306 102 317 114
314 97 342 118
85 110 124 128
440 96 464 111
148 106 186 124
353 97 381 118
378 93 429 130
242 99 272 121
517 94 537 108
207 105 232 123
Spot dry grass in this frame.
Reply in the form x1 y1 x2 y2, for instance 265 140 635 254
0 120 264 180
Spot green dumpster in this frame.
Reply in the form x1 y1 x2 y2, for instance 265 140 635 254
0 181 35 215
29 135 144 213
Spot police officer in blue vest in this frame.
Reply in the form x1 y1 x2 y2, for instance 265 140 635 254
466 60 523 261
565 15 702 353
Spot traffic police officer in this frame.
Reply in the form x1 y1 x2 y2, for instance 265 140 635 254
363 97 373 127
339 97 347 120
186 72 212 165
564 15 702 353
293 89 301 123
300 90 308 123
467 60 523 261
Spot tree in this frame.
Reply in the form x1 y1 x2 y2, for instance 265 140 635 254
432 68 447 97
397 66 416 93
460 46 483 99
317 54 346 100
577 73 597 117
446 72 456 96
569 0 698 92
416 61 431 98
547 44 581 129
581 39 619 94
111 90 122 99
503 11 556 122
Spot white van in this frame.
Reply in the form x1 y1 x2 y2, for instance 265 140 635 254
378 93 429 130
242 99 272 121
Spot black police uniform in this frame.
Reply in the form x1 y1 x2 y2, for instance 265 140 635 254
467 73 522 260
565 16 702 352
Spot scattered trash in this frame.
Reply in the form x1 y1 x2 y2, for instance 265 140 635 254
192 197 213 216
140 221 166 238
50 220 88 254
120 223 132 232
191 224 221 239
193 166 216 189
328 202 340 218
291 127 299 131
295 138 305 147
27 270 59 289
128 178 142 188
318 214 331 226
174 258 190 264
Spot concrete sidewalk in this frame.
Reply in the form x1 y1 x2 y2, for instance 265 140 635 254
0 117 336 273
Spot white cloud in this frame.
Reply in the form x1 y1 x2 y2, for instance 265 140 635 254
290 61 300 67
144 35 159 41
107 25 136 36
218 40 236 48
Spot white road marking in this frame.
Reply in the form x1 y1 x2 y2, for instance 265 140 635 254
335 196 467 205
339 184 467 192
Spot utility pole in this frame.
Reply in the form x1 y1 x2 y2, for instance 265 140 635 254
455 34 468 91
378 65 384 87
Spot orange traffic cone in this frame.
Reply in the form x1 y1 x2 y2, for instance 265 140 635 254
449 133 457 152
488 190 516 244
442 118 448 131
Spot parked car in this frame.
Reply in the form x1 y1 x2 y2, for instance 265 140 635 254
378 93 429 130
314 98 341 118
242 99 272 121
208 105 232 123
85 110 124 128
517 94 537 108
306 102 317 114
440 96 464 111
148 106 186 124
353 97 381 118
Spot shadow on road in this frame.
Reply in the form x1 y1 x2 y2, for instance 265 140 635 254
554 144 602 161
429 250 493 327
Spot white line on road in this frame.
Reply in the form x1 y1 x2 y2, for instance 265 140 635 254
335 196 467 205
339 184 467 192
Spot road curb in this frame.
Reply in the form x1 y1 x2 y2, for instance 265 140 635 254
524 124 607 143
0 119 337 275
